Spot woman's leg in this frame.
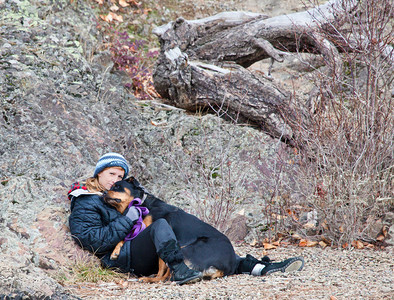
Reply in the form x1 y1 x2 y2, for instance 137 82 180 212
130 225 159 276
131 218 203 284
235 254 305 275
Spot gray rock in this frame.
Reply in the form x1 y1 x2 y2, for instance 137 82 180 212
386 224 394 246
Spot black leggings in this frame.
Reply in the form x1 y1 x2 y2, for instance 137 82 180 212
130 218 177 276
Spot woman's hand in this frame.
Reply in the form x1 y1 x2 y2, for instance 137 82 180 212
125 206 140 222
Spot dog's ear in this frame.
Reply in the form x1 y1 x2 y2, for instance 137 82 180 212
125 176 142 189
125 177 134 184
131 176 142 187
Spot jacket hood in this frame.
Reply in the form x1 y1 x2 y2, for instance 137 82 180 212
68 182 103 209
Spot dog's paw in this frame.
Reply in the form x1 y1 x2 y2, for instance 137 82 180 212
110 252 119 260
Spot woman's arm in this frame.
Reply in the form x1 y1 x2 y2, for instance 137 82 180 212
69 195 135 254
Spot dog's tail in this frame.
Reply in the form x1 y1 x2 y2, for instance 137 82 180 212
202 266 224 280
183 260 224 280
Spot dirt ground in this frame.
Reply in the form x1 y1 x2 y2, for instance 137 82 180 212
64 244 393 299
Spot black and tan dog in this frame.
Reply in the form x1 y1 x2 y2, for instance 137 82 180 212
104 177 238 283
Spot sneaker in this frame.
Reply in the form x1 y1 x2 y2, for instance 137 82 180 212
260 256 305 275
170 262 203 285
238 254 271 274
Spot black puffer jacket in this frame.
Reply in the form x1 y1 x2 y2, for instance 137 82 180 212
69 191 136 272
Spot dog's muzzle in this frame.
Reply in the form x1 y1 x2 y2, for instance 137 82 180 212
103 191 122 203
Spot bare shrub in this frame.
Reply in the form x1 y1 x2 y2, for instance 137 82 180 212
166 113 249 234
124 100 301 242
152 98 301 241
250 146 303 243
292 0 393 246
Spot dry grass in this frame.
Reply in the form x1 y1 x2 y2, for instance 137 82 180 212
55 251 129 285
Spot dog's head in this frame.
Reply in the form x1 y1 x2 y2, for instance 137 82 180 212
103 177 144 213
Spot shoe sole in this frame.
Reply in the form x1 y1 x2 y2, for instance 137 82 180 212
266 257 305 275
175 274 203 285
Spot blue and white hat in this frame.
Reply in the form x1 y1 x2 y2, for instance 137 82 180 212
93 152 129 179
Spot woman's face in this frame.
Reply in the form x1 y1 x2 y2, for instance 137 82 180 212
97 167 125 190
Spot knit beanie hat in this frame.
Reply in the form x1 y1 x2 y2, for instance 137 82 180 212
93 152 129 179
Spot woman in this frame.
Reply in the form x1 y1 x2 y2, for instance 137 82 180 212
68 152 304 284
68 152 202 285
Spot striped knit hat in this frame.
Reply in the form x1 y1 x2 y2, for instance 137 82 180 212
93 152 129 179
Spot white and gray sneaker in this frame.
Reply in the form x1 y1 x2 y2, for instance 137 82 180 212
252 256 305 276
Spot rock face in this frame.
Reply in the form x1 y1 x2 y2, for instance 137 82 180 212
0 0 297 298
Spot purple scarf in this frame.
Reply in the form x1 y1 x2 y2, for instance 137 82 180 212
124 198 150 241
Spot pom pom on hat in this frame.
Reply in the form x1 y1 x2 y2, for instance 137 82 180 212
93 152 129 179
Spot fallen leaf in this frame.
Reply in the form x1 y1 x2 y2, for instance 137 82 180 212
150 120 167 126
100 14 112 23
321 235 332 245
382 225 389 237
287 209 299 221
330 296 338 300
237 209 245 216
250 238 258 247
104 12 123 23
292 233 302 240
299 239 308 247
319 241 327 248
299 239 318 247
118 0 129 7
303 222 316 229
126 0 140 6
112 12 123 22
272 241 280 246
110 4 119 11
119 279 128 288
376 234 385 241
307 240 318 247
351 240 364 249
271 213 287 220
263 242 277 250
321 220 328 230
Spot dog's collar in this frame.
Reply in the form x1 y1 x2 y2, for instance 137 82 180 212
142 193 147 202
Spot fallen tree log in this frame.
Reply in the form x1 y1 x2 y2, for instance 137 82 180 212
154 47 297 144
152 0 359 143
